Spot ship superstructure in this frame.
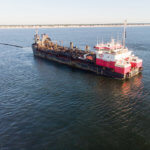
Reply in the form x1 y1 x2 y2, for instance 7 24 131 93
94 21 142 77
94 39 122 50
95 39 142 76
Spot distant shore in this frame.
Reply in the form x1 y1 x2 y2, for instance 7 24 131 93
0 23 150 29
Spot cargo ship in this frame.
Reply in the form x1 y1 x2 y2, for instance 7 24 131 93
32 24 143 80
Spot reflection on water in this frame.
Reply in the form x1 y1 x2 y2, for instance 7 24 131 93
0 28 150 150
121 74 143 96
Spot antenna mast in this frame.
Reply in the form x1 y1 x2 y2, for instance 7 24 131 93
123 20 127 48
35 28 38 35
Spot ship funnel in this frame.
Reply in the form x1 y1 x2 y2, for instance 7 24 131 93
70 42 73 49
85 45 89 51
54 42 57 49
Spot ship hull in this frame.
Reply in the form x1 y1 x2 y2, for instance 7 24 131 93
32 44 141 80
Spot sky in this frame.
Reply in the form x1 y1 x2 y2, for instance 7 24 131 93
0 0 150 25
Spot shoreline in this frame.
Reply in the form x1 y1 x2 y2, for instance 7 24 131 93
0 24 150 29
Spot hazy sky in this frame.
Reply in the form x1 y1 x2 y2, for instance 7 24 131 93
0 0 150 24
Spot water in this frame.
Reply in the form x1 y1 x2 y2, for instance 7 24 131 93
0 27 150 150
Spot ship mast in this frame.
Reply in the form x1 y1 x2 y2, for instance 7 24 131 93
123 20 127 48
35 29 38 35
34 29 40 44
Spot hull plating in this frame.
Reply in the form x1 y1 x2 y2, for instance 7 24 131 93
32 45 141 79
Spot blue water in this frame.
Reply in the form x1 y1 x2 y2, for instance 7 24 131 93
0 27 150 150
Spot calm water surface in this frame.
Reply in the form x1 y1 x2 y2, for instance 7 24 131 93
0 27 150 150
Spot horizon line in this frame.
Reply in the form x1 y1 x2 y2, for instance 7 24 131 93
0 23 150 29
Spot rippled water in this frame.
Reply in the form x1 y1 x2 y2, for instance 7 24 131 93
0 27 150 150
